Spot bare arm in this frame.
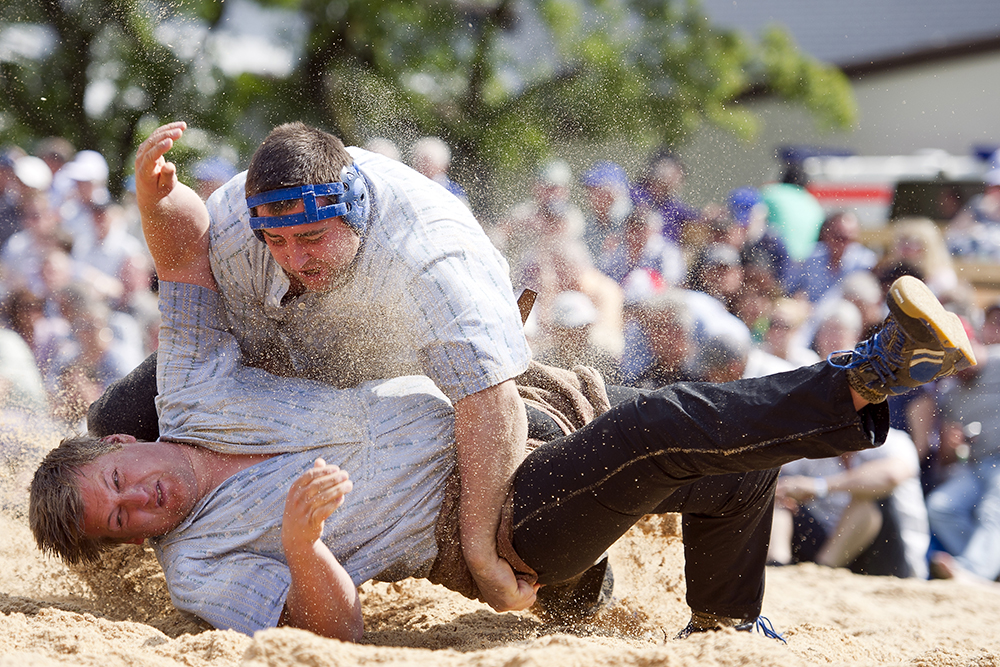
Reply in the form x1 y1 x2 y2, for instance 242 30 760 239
778 457 915 504
279 458 363 641
134 121 216 290
453 379 536 612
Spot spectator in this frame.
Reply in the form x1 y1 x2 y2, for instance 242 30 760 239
597 207 685 288
0 150 25 249
1 287 72 383
811 299 863 360
686 242 744 312
58 149 111 249
522 241 623 359
981 301 1000 347
760 298 820 368
728 186 793 289
769 428 930 579
494 158 585 279
192 156 238 201
880 217 958 300
579 160 632 260
787 211 877 303
71 194 147 286
535 290 621 384
630 149 699 244
35 136 76 209
926 343 1000 583
52 285 145 391
409 136 469 207
945 156 1000 260
0 191 65 296
627 289 696 389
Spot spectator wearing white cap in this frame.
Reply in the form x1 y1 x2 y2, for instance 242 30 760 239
409 136 469 209
70 193 147 293
57 149 110 249
535 290 621 383
493 158 585 279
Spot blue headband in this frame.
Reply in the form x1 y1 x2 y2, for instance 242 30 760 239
246 164 370 240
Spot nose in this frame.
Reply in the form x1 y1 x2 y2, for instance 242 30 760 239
284 241 312 270
121 485 153 508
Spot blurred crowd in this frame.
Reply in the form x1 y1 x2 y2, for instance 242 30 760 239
3 132 1000 587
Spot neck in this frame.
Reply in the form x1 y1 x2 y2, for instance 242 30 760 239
178 443 273 502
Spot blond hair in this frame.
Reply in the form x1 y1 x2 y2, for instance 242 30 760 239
29 435 124 564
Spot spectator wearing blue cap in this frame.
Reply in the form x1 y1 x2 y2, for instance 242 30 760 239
580 160 632 261
727 187 792 291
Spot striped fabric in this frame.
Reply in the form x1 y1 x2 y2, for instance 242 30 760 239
205 147 530 401
153 282 456 635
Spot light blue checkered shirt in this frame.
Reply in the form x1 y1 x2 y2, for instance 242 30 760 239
153 282 456 636
205 147 530 401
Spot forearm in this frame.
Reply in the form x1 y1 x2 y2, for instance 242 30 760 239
453 380 527 569
826 459 912 500
282 540 363 641
134 122 215 287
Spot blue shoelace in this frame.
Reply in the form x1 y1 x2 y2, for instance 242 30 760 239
827 321 905 384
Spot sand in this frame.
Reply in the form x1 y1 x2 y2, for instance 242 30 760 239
4 418 1000 667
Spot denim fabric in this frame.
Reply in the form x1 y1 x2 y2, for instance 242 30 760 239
926 456 1000 580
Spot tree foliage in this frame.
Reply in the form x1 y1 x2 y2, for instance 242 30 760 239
1 0 855 204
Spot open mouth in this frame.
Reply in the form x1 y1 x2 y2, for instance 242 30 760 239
156 482 163 507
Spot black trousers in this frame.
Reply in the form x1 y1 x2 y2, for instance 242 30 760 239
511 362 888 620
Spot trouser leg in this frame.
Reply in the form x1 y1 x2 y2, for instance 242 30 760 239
86 352 160 441
663 469 779 619
512 362 887 616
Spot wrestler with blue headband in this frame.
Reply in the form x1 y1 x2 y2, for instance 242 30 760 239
246 164 371 240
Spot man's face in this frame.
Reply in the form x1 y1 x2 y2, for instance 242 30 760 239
77 438 201 542
257 200 361 293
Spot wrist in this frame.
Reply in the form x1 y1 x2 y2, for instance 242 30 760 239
813 477 828 499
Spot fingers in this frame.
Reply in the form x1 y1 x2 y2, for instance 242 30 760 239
135 121 186 187
290 461 352 517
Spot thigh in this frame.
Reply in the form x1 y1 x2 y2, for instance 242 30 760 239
86 352 160 440
927 464 981 517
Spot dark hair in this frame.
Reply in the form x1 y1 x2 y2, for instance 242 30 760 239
29 435 124 564
245 122 354 212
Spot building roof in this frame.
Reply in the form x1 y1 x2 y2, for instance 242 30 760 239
699 0 1000 73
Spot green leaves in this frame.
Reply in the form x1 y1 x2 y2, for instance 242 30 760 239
1 0 855 201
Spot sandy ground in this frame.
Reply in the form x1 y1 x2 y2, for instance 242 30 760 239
4 418 1000 667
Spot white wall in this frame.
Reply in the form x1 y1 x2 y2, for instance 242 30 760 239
678 51 1000 208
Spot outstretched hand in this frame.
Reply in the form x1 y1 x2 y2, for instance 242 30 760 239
282 458 353 549
134 121 187 218
133 121 215 287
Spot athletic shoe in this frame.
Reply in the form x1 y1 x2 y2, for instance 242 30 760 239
676 611 786 643
831 275 976 403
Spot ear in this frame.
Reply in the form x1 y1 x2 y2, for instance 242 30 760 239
99 433 138 446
